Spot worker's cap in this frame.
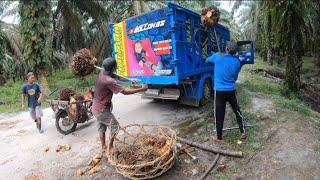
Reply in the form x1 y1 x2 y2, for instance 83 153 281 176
226 41 238 55
102 57 117 73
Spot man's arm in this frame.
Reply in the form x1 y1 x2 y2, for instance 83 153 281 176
121 85 148 95
106 77 148 95
37 84 43 104
205 52 223 64
37 92 43 104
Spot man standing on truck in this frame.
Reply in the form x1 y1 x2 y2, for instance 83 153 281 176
21 72 44 133
206 42 247 143
92 58 148 152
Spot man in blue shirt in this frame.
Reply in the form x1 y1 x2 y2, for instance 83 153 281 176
22 72 44 133
206 42 246 142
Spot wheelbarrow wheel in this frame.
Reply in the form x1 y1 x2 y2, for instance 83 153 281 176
56 110 77 135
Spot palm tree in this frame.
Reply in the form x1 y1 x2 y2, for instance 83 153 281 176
273 0 305 92
19 0 52 92
234 0 319 92
302 0 320 67
0 1 27 83
52 0 135 64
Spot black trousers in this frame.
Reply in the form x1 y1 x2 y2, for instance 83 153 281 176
214 90 246 139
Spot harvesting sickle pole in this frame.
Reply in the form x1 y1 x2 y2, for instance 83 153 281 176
93 65 139 84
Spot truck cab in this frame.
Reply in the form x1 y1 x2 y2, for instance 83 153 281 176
110 3 254 106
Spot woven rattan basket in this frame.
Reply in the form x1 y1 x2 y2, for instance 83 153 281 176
107 124 177 179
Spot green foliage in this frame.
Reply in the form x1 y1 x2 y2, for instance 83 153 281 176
236 84 251 108
315 144 320 154
0 28 14 81
273 95 311 116
241 57 312 116
0 79 23 113
301 57 319 78
238 0 320 92
242 76 282 95
46 69 97 92
19 0 52 76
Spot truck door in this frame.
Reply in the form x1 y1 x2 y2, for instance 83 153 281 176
236 40 254 64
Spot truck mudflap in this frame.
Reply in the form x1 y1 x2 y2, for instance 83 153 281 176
142 88 180 100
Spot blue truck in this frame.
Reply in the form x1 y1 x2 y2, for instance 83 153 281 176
110 3 254 106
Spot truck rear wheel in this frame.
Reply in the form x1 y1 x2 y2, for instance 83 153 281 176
200 79 212 106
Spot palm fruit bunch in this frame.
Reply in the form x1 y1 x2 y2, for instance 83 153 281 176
201 5 220 27
59 88 75 101
70 93 88 123
113 135 169 165
70 48 97 77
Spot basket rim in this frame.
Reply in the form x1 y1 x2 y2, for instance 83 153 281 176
116 150 177 180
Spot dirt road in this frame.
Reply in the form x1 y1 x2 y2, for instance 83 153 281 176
1 88 320 180
0 94 203 179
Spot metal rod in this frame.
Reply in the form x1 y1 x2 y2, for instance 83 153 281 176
94 65 103 70
47 88 58 97
214 27 221 52
94 65 136 83
213 124 254 133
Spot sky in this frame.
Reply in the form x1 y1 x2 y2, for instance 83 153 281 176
218 0 233 13
1 1 19 24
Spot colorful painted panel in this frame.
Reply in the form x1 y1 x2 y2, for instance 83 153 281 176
112 8 174 77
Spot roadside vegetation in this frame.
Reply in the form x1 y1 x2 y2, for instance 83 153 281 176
175 56 319 179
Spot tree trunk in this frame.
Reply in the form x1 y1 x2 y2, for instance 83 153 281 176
90 22 110 64
317 53 320 67
266 10 273 65
177 137 244 158
133 1 142 15
39 68 51 98
0 75 5 86
285 53 301 92
267 48 273 65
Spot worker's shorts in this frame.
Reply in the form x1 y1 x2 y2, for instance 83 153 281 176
93 110 119 134
29 106 43 121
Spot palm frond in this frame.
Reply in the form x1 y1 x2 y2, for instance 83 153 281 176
0 20 23 61
0 2 19 20
56 0 85 52
0 1 11 15
72 0 110 22
231 0 243 17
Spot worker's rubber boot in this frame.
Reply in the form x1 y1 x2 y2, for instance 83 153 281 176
37 123 44 134
240 133 247 139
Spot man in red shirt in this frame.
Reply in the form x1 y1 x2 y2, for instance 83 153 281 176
92 58 148 152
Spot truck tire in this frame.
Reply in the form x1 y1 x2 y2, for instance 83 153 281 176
56 110 77 135
200 79 212 106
